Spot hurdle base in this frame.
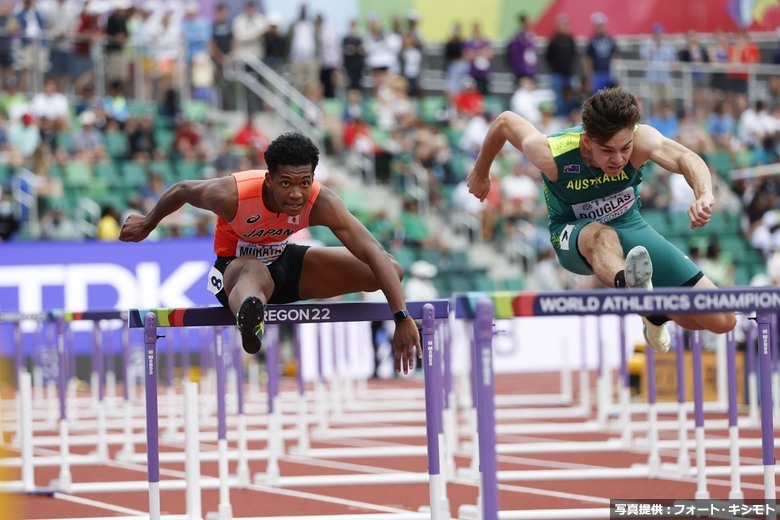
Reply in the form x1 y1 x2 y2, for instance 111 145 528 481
458 504 479 520
206 503 233 520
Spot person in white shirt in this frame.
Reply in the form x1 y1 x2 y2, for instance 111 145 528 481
315 14 341 99
232 1 266 61
288 4 317 94
28 77 69 130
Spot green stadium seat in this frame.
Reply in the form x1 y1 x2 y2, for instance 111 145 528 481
121 161 148 189
641 210 669 233
63 162 93 187
104 130 127 159
418 96 445 123
503 276 525 291
182 100 209 122
154 128 175 154
174 160 203 181
321 98 345 118
148 160 176 184
93 161 119 184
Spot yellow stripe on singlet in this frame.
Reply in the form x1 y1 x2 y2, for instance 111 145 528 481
547 132 581 157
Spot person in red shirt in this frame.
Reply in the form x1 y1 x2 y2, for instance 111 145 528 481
452 77 485 118
726 29 760 110
120 132 421 374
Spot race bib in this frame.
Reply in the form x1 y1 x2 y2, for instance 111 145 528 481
571 187 635 223
206 265 224 295
235 240 287 265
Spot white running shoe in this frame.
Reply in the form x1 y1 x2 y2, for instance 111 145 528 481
624 246 671 353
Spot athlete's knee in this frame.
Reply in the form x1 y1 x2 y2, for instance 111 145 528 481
709 312 737 335
581 223 619 257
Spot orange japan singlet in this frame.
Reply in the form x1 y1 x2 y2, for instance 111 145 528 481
213 170 321 264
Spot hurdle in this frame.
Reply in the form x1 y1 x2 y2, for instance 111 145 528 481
128 300 449 520
0 310 131 495
455 287 778 520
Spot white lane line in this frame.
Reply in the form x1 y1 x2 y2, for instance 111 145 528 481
52 492 147 516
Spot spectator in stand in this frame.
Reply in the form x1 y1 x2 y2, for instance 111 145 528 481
545 14 578 103
738 100 775 151
191 51 215 102
7 113 40 160
69 110 106 163
0 76 28 121
28 77 69 131
288 4 318 95
677 108 715 156
14 0 47 91
126 4 155 98
102 80 130 128
127 115 158 161
646 100 679 139
364 14 398 85
0 2 14 86
0 189 19 241
639 23 677 109
40 203 81 240
152 9 184 96
453 76 485 118
405 10 423 48
211 3 234 110
172 119 204 161
584 13 618 93
507 14 537 82
43 0 78 93
464 21 493 95
316 14 342 99
181 2 212 83
159 88 182 129
342 19 365 93
701 239 734 286
510 76 550 128
233 2 266 62
72 0 101 94
233 114 270 157
678 30 711 108
726 29 760 113
708 29 731 95
263 13 287 73
104 0 131 87
400 32 423 98
707 100 736 151
96 205 121 240
444 22 467 95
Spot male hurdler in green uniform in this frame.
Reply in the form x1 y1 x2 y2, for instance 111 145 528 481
467 87 736 352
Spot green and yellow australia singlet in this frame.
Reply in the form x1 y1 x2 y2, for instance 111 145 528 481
542 125 702 287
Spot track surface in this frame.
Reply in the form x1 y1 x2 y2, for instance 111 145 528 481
3 371 777 519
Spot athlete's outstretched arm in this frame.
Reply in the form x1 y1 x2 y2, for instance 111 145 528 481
633 124 714 229
119 176 237 242
310 187 421 374
467 111 555 201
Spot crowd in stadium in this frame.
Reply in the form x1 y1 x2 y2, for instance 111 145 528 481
2 1 780 292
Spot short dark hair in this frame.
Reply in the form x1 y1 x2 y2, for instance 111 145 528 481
581 87 641 144
264 132 320 175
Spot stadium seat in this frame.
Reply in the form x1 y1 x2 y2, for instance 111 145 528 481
503 276 525 291
641 210 669 233
120 161 148 189
104 131 127 160
174 160 203 182
63 162 93 188
182 100 209 122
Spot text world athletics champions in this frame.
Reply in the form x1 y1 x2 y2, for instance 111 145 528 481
536 291 780 315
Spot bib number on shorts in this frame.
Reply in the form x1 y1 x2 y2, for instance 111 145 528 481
206 265 224 295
